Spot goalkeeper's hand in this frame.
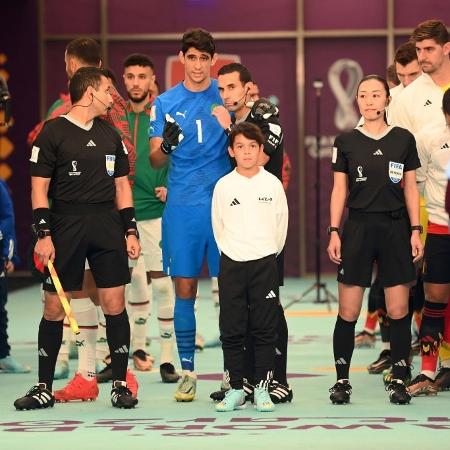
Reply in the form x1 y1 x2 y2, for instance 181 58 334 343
248 98 279 120
161 114 184 154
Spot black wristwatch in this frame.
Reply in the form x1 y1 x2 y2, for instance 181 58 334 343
410 225 423 234
327 226 339 235
126 229 140 239
36 229 51 239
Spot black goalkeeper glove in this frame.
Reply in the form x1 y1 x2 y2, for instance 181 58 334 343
249 98 279 120
254 118 283 155
161 114 184 155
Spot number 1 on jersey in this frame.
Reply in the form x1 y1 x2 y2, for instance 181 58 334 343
196 119 203 143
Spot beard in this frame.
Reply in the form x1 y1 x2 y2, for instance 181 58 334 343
127 90 149 104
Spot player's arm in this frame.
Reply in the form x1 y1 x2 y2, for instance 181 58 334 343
211 185 224 248
150 137 169 168
414 131 429 195
404 169 423 262
275 183 289 254
211 105 232 130
31 176 55 265
115 176 140 260
150 113 184 169
327 171 347 264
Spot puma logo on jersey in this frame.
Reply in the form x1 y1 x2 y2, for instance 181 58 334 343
373 149 383 155
441 142 449 149
86 140 96 147
424 99 432 106
230 198 240 206
176 110 187 119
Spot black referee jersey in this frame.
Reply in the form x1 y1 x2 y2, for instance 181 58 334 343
332 126 421 212
30 116 129 202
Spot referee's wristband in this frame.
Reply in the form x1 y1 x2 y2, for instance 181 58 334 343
32 208 51 232
410 225 423 234
119 207 137 232
224 124 234 136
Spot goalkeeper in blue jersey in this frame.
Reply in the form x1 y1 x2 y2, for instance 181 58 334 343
149 28 231 402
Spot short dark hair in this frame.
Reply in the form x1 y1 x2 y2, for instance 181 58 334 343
123 53 155 70
443 88 450 116
411 19 449 45
69 67 106 104
394 41 418 66
102 67 117 86
229 122 264 148
386 64 400 86
181 28 215 56
218 63 252 84
65 38 101 66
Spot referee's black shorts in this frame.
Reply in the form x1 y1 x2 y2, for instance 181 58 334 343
337 209 416 288
43 201 130 293
423 233 450 284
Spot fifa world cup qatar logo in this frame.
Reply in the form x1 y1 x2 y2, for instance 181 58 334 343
69 160 81 176
328 59 363 131
355 165 367 182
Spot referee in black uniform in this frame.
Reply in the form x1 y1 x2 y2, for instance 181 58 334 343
14 67 140 410
327 74 423 405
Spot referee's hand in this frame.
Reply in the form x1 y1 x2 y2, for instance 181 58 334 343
127 235 141 260
34 237 55 266
327 234 342 264
411 233 424 263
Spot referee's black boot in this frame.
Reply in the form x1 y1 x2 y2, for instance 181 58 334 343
329 379 352 404
386 379 411 405
14 383 55 410
111 380 138 409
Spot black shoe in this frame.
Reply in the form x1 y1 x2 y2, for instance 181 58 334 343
242 379 254 402
96 362 113 383
434 367 450 391
210 387 228 402
367 349 392 374
14 383 55 410
386 379 411 404
269 380 293 404
210 379 254 402
160 363 181 383
111 380 138 409
329 379 352 404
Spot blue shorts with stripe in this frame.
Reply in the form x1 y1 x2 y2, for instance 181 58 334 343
162 203 220 278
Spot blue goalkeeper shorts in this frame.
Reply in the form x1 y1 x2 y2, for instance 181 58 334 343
162 203 220 277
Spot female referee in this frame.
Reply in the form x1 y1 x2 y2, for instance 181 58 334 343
327 74 423 405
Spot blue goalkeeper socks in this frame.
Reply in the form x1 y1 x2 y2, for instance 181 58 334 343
174 297 196 371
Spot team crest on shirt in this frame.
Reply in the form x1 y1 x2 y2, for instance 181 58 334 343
388 161 404 183
105 155 115 176
150 105 156 121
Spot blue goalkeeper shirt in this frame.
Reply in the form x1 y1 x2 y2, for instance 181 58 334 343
149 79 230 207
